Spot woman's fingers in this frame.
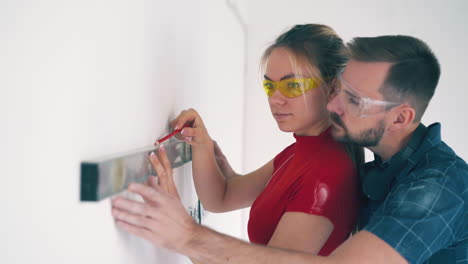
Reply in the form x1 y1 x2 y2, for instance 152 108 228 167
170 109 208 143
158 146 172 173
156 147 180 198
147 175 158 189
176 125 195 142
149 147 180 198
180 126 195 136
171 109 197 130
149 151 170 194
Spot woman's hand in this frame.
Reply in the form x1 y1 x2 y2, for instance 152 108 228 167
213 140 237 179
111 147 195 252
146 146 180 199
171 108 213 148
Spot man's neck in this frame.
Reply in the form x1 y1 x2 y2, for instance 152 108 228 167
369 123 419 162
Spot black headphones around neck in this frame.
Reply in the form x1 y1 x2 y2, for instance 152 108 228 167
361 124 428 201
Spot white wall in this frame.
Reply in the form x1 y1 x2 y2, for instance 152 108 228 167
237 0 468 170
2 0 245 263
4 1 467 263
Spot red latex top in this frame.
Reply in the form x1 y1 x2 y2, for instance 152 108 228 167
248 128 360 256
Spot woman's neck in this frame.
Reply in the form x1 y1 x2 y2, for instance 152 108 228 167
294 118 331 136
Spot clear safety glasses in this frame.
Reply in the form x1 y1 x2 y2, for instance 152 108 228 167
334 78 401 118
262 78 320 98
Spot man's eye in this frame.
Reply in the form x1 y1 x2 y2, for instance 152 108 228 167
348 97 360 105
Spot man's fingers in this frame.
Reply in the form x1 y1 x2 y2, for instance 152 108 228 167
127 183 165 205
112 198 145 215
115 220 155 242
112 206 153 227
112 197 155 217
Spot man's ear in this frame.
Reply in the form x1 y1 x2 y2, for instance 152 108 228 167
388 104 416 132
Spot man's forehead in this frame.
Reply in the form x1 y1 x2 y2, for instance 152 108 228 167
342 60 392 95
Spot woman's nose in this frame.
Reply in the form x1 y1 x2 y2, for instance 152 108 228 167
269 89 287 105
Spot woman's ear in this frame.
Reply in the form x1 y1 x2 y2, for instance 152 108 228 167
327 78 338 101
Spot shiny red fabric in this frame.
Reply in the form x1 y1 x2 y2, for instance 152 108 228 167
248 128 360 256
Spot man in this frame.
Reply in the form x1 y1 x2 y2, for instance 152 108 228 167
111 35 468 263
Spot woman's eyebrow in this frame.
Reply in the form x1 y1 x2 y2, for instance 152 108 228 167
263 75 272 81
263 73 296 81
280 74 296 80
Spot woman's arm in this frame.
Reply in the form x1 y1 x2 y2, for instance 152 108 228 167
267 213 334 254
172 109 274 212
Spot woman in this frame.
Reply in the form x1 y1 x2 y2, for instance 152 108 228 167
170 24 363 255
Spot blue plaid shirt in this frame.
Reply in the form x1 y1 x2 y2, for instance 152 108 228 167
359 123 468 264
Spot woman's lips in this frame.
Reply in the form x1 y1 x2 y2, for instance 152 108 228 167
273 113 292 121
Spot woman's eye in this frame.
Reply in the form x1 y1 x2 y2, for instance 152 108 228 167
287 82 301 89
264 83 275 90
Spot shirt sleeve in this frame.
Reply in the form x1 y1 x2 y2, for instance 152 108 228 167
273 143 295 168
285 152 358 224
364 169 464 264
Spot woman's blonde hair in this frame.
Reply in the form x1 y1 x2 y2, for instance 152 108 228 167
261 24 364 168
261 24 347 95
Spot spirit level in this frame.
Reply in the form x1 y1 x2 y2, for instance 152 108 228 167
80 137 192 201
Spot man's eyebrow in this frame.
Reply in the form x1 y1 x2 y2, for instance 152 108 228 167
340 77 361 98
263 73 296 81
344 89 359 98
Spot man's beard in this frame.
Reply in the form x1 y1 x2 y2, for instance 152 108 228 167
329 112 385 147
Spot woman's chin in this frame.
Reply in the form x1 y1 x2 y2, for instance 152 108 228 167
276 123 295 133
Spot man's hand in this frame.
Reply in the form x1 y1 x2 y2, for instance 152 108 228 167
110 147 408 264
111 146 198 252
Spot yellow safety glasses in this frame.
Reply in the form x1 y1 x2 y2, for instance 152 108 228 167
262 78 320 98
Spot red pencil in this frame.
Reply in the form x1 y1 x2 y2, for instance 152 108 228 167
154 124 190 145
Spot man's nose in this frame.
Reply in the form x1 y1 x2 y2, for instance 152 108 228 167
327 93 343 115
